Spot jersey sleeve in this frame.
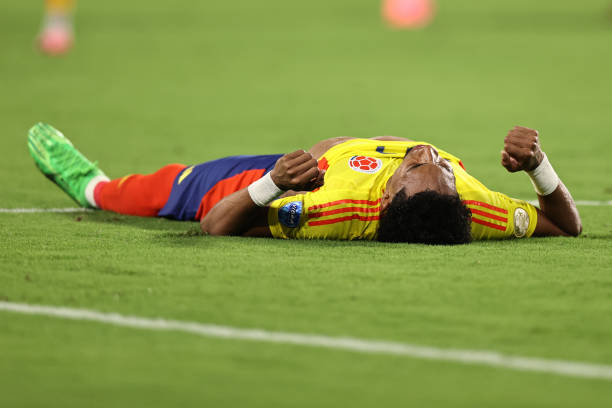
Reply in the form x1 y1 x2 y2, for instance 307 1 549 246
267 190 380 240
267 194 307 239
462 192 538 240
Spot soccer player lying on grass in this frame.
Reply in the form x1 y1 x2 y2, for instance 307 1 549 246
28 123 581 244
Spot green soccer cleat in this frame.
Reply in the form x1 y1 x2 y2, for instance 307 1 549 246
28 122 108 208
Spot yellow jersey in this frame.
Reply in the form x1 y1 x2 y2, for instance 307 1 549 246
268 139 538 241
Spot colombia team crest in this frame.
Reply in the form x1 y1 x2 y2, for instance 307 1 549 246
348 156 382 174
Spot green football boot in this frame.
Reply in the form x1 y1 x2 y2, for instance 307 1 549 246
28 122 108 207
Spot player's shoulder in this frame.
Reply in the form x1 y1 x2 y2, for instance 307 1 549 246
323 138 463 164
456 175 538 240
322 139 412 168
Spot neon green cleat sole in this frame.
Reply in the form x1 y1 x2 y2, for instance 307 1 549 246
28 122 108 208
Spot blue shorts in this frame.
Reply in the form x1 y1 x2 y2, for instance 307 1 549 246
158 154 282 221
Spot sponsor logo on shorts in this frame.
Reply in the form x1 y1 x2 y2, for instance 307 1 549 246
178 166 194 185
279 201 302 228
513 207 529 238
348 156 382 174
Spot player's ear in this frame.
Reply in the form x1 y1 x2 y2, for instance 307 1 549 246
380 190 391 212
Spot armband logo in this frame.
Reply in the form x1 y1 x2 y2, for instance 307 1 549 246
513 208 529 238
279 201 302 228
348 156 382 174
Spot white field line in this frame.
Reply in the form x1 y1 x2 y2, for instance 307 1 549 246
575 200 612 206
0 208 92 213
526 200 612 207
1 302 612 381
0 201 610 214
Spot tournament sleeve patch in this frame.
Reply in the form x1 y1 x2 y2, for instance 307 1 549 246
278 201 302 228
513 207 530 238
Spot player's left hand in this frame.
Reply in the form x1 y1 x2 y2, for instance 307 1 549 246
270 150 325 191
501 126 544 173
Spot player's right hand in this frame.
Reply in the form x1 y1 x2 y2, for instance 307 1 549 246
270 150 325 191
501 126 545 173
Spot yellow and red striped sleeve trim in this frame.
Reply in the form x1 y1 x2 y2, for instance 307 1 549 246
462 200 508 232
307 198 381 227
308 198 380 210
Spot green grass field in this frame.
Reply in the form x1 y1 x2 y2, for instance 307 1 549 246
2 0 612 406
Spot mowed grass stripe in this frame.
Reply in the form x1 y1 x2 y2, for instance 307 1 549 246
2 301 612 381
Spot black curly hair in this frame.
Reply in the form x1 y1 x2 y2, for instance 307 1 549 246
377 190 472 245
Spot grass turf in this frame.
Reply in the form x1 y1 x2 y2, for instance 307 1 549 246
1 0 612 406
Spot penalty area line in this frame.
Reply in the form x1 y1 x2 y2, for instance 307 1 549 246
1 301 612 381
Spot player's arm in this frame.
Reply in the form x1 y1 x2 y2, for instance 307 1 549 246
200 150 324 237
501 126 582 237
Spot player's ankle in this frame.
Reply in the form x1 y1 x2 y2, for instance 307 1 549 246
85 176 109 208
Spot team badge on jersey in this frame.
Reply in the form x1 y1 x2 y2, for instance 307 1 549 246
348 156 382 174
278 201 302 228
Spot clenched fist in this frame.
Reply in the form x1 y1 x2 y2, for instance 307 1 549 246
501 126 545 173
270 150 325 191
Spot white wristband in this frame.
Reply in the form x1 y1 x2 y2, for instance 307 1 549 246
526 153 559 196
248 172 284 206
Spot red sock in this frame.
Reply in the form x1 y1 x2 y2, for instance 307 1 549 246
94 164 187 217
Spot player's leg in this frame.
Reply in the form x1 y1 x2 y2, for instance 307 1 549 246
28 123 284 221
28 122 185 217
157 155 283 221
39 0 75 55
93 165 185 217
